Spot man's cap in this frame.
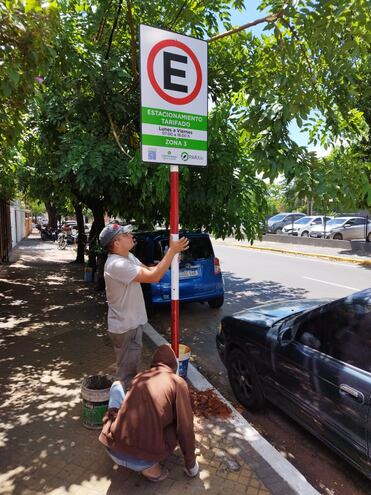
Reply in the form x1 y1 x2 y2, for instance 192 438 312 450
99 223 133 247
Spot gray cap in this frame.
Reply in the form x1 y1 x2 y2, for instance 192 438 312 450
99 223 133 247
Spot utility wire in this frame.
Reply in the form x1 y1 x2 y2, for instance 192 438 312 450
168 0 189 30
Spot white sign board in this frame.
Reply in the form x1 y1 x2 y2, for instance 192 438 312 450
140 25 208 167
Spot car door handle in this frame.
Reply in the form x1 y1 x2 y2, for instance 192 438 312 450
339 384 365 404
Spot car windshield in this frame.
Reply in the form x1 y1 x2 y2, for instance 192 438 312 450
159 237 214 262
133 235 214 264
269 214 286 222
294 216 312 224
327 218 349 226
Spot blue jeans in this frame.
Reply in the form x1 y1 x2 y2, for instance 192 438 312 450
106 381 156 472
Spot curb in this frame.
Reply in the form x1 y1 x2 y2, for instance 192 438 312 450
143 323 320 495
214 241 371 265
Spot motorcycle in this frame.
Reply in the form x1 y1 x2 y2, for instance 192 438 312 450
57 231 68 250
57 230 86 250
40 226 58 241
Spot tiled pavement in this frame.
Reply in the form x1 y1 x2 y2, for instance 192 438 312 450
0 234 296 495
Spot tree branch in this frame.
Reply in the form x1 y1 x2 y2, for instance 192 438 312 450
208 10 285 43
168 0 188 30
280 17 315 79
126 0 138 79
106 109 132 158
105 0 123 60
95 0 113 42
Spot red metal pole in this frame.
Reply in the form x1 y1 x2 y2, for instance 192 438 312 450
170 165 179 357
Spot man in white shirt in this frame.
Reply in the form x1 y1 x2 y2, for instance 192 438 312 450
99 223 188 389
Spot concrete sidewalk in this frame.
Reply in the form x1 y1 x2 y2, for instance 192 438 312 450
0 234 318 495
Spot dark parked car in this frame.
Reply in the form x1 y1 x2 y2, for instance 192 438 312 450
216 288 371 479
132 230 224 310
266 212 305 234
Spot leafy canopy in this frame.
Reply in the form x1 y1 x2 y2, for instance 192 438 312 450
3 0 370 235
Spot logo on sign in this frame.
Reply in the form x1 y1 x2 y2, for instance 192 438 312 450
181 152 189 161
148 149 157 160
147 40 202 105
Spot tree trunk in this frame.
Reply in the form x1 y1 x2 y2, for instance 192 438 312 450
86 199 106 289
44 200 58 229
74 201 85 263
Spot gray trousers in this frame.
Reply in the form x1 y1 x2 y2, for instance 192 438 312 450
108 325 143 389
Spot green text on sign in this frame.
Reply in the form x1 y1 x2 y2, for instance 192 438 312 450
142 134 207 151
142 107 207 131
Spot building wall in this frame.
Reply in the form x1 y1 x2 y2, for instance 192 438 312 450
9 201 27 247
10 205 17 248
0 200 11 263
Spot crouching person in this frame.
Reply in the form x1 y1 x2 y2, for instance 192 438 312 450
99 344 199 482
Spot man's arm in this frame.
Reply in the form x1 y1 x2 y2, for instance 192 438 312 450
133 237 188 284
175 380 196 470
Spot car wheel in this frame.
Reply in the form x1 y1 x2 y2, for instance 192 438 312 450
274 227 282 234
208 296 224 309
367 232 371 242
333 233 343 240
301 231 309 237
227 348 265 410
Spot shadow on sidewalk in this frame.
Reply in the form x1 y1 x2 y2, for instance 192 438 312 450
0 245 118 494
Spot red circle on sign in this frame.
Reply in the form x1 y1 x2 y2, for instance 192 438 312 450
147 39 202 105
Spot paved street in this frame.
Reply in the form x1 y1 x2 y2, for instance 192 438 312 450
149 243 371 495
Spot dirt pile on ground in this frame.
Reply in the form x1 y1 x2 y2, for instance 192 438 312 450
188 385 231 419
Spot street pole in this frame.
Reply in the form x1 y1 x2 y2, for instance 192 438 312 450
170 165 180 357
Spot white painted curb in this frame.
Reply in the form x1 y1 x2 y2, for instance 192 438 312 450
144 322 320 495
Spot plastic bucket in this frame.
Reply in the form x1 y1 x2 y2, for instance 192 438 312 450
84 267 93 282
178 344 191 379
81 374 113 429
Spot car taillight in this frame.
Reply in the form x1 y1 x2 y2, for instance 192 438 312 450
214 257 221 275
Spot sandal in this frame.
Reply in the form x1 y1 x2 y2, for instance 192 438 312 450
142 467 169 482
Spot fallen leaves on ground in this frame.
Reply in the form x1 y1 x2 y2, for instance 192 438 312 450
188 384 231 419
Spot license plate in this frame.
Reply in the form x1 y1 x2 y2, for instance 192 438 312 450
179 269 199 279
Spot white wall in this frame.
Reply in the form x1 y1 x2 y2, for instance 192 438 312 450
9 202 26 247
10 205 16 248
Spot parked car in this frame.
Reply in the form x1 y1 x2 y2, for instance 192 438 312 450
132 230 224 310
216 288 371 479
62 221 90 233
310 217 369 239
329 218 371 241
266 213 305 234
282 215 332 237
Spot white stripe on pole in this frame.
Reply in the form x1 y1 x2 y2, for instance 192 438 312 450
171 233 179 300
170 165 179 301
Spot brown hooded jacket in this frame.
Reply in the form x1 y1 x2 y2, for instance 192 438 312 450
99 345 196 468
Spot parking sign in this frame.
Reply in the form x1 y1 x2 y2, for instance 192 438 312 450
140 25 208 167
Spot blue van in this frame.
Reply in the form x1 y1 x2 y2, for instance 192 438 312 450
132 230 224 309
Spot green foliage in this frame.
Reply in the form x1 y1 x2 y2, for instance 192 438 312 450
2 0 370 239
265 181 287 215
26 198 45 216
0 1 58 150
230 0 370 180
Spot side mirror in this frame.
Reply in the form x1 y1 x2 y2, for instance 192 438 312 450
278 327 294 346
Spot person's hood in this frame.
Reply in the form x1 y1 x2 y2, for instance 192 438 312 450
151 345 177 372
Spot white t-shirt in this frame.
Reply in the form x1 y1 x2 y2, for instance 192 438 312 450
104 253 148 333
